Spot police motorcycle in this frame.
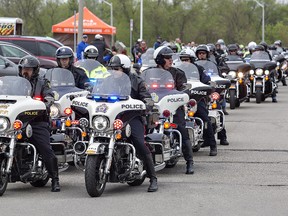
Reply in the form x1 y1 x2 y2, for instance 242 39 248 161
222 56 251 109
141 67 192 167
0 76 52 196
71 70 154 197
273 54 288 86
43 68 89 170
173 61 213 152
195 60 231 134
249 51 277 104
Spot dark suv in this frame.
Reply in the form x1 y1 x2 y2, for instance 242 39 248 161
0 36 63 61
0 41 57 69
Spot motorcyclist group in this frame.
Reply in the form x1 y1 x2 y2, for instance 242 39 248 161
7 36 286 195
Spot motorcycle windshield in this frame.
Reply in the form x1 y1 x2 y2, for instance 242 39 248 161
0 76 32 96
250 51 270 68
195 60 219 77
173 62 200 81
141 48 157 67
141 67 175 89
91 70 131 97
74 59 108 80
45 68 75 87
226 60 246 71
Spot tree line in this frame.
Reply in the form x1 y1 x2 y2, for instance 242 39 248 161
0 0 287 48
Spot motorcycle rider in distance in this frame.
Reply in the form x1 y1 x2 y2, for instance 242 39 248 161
153 46 195 173
82 45 110 79
55 46 89 89
18 55 60 192
107 54 158 192
179 48 218 156
195 45 230 146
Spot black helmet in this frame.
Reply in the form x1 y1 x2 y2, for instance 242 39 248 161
108 54 131 74
55 46 74 67
84 45 99 60
254 45 265 51
207 43 216 53
153 46 174 66
195 44 210 58
259 41 268 51
18 55 40 79
227 44 238 52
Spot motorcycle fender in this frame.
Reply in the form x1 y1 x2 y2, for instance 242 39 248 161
255 80 263 87
229 83 236 89
86 142 106 155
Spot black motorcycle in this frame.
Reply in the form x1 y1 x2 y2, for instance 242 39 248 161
249 51 277 103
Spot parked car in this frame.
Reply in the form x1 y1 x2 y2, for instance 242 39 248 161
0 41 57 69
0 55 18 76
0 35 63 61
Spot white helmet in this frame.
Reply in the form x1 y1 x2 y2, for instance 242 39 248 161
248 41 257 51
95 34 103 40
179 48 196 59
108 54 131 71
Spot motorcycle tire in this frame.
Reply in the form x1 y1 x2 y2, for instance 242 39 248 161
229 89 236 110
127 176 146 186
193 142 201 152
236 99 240 108
255 87 262 104
85 155 107 197
30 176 49 187
0 158 8 196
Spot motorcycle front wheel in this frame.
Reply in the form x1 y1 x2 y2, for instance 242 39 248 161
0 158 8 196
85 155 107 197
229 89 237 109
255 87 262 104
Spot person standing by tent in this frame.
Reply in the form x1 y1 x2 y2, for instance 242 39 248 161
90 34 108 65
76 35 89 60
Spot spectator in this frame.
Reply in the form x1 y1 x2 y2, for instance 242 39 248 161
153 36 162 49
76 35 89 60
90 34 108 65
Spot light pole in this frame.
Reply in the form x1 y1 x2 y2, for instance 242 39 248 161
253 0 265 42
140 0 143 40
99 0 113 46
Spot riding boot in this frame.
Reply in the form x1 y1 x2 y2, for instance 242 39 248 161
46 157 60 192
143 153 158 192
282 77 287 86
183 140 194 174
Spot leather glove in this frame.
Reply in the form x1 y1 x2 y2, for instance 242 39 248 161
143 98 154 112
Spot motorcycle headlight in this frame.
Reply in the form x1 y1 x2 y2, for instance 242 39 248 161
228 71 237 79
50 104 60 118
249 70 254 75
238 72 244 78
264 70 270 75
92 116 109 131
255 69 263 76
0 117 10 132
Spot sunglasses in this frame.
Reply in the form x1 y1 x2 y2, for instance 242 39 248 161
164 55 172 59
181 58 190 62
198 52 207 55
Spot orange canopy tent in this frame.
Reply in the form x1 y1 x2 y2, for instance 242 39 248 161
52 7 116 48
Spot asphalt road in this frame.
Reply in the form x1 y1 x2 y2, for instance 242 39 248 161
1 85 288 216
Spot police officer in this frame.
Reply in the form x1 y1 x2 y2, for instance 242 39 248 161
18 55 60 192
107 54 158 192
82 45 110 79
55 46 89 89
195 45 230 146
179 48 218 156
152 46 194 173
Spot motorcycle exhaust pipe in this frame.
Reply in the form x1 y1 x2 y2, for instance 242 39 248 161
73 141 87 155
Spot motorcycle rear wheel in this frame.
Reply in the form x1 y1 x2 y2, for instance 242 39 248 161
0 158 8 196
85 155 107 197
